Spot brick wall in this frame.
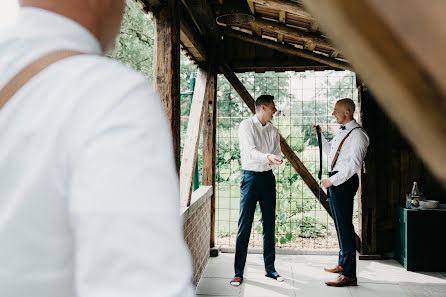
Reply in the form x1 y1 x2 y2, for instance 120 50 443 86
183 197 211 286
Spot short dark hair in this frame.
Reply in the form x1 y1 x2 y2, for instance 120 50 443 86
255 95 274 111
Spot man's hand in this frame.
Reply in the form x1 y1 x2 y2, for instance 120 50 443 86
268 155 283 165
312 124 321 135
321 178 333 188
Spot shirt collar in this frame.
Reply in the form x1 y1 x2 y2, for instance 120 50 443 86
253 114 270 128
16 7 103 55
344 119 358 130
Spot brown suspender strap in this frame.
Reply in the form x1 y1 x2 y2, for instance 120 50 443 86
0 50 84 110
330 126 363 170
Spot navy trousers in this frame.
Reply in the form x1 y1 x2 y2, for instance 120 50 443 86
328 173 359 278
234 170 276 277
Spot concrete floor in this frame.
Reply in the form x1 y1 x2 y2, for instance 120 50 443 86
195 253 446 297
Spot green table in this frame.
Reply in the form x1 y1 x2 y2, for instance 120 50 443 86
395 206 446 271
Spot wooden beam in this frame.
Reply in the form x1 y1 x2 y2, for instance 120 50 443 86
329 49 339 58
251 23 262 37
180 68 210 207
222 28 350 70
219 63 361 251
277 10 286 42
180 11 208 62
250 0 312 20
137 0 162 10
250 17 334 50
310 21 319 32
247 0 255 14
202 64 217 247
154 0 181 172
301 0 446 185
181 0 219 45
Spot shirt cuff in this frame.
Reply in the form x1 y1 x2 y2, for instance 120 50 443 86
329 174 341 186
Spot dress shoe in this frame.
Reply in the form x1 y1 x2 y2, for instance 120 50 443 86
324 265 343 273
325 275 357 287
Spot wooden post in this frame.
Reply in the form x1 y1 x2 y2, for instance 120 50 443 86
202 64 217 247
180 68 210 207
154 0 181 172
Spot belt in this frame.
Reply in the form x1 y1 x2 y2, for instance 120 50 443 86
328 171 338 177
242 169 272 175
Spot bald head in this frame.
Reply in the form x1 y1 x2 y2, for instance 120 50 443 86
19 0 126 54
338 98 355 114
332 98 355 125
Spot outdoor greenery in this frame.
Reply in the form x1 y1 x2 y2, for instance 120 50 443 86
114 1 358 246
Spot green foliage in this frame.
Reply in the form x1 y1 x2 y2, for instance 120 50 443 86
114 0 154 81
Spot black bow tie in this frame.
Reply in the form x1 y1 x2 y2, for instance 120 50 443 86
340 125 346 130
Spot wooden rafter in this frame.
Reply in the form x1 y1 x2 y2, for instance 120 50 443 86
302 0 446 185
250 0 312 20
180 68 211 207
181 0 219 45
222 28 350 70
219 63 361 250
247 0 255 14
248 17 334 50
277 10 286 42
180 11 208 62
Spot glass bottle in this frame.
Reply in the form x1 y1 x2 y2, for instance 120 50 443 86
410 181 420 208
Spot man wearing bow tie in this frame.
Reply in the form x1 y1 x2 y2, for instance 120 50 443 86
313 98 369 287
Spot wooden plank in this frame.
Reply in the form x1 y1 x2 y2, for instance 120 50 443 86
250 0 312 20
220 63 361 250
222 28 350 70
154 0 181 172
329 49 339 58
301 0 446 186
279 10 286 23
180 7 208 62
309 21 319 32
181 0 219 45
250 23 262 37
250 17 334 50
180 68 210 207
278 10 286 42
202 64 217 247
137 0 162 10
247 0 255 14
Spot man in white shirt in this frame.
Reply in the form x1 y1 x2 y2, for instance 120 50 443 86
0 1 193 297
230 95 284 286
313 98 369 287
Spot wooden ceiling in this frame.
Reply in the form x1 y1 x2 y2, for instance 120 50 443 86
136 0 348 72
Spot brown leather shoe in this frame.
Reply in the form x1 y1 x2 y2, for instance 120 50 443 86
323 265 343 273
325 275 357 287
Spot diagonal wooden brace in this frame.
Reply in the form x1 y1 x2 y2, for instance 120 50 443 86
220 63 361 250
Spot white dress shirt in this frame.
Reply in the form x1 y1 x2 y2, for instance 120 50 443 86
0 8 193 297
321 119 370 186
238 115 282 172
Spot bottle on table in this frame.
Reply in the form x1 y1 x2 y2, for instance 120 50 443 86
410 181 420 208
